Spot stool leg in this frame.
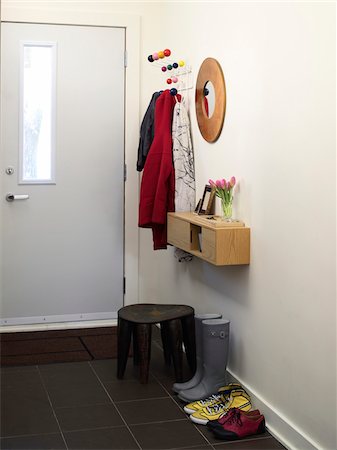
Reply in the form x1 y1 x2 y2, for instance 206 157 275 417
135 323 152 384
160 322 171 366
133 331 140 366
181 314 197 374
167 319 183 382
117 317 133 379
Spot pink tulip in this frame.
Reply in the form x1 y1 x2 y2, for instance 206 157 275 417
216 179 222 188
230 176 236 187
208 179 216 187
220 179 226 188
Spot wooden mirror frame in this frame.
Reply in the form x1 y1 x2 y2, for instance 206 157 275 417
195 58 226 142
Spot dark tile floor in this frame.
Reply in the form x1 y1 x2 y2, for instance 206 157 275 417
0 336 286 450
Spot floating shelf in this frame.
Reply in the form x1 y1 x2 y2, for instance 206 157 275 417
167 212 250 266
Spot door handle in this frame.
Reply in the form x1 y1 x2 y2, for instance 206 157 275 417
6 193 29 202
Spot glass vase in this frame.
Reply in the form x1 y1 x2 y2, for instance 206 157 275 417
221 199 233 221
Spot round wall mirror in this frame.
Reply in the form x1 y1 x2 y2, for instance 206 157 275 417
195 58 226 142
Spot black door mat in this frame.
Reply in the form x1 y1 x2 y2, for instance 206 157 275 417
0 326 132 366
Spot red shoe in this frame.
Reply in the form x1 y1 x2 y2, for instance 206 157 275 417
207 408 261 430
212 409 265 440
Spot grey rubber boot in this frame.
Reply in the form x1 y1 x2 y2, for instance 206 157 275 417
172 314 222 393
178 319 230 402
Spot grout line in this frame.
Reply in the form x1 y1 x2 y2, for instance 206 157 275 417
54 402 113 411
36 366 69 450
0 365 39 371
114 395 171 404
43 400 113 409
1 431 68 440
239 435 275 443
128 418 188 427
149 373 185 408
170 445 216 450
211 435 276 446
52 424 133 435
3 348 93 357
38 361 92 372
88 361 142 450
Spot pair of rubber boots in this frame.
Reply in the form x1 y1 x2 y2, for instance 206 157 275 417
173 314 230 402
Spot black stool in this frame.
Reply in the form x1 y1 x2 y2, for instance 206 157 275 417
117 304 196 384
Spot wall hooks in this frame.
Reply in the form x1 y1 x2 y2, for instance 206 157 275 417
147 48 185 71
161 61 185 72
147 48 171 62
147 48 193 96
167 76 179 85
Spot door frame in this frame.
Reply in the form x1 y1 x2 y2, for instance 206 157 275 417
0 6 140 331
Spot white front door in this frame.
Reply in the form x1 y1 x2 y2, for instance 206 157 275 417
1 23 125 325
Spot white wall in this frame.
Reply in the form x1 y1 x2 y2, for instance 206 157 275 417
138 3 336 450
1 1 336 449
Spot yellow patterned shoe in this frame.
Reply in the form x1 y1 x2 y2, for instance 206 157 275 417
189 390 252 425
183 383 243 414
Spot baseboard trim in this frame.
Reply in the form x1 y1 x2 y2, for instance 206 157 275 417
0 319 118 333
227 368 319 450
0 312 118 327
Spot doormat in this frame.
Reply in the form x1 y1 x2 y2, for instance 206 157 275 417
0 327 132 366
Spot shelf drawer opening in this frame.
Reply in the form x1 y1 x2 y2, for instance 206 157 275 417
190 224 202 252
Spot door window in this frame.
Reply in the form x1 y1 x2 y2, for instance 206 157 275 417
20 42 56 184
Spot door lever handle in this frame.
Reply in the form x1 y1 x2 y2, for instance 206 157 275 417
6 193 29 202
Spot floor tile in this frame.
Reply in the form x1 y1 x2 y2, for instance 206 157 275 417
1 400 59 438
1 375 50 407
39 361 90 373
152 325 162 343
130 419 208 449
149 355 177 379
46 380 110 408
0 433 66 449
90 358 140 383
172 394 191 412
1 383 59 437
1 358 285 450
0 365 38 373
212 436 286 449
115 397 186 425
155 376 179 395
194 425 224 445
104 378 168 402
1 367 41 390
39 361 98 387
55 403 124 431
150 346 193 381
64 426 139 449
39 360 112 408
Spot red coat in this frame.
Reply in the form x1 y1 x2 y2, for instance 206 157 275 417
138 90 180 249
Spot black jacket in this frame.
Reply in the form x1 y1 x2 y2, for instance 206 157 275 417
137 92 160 171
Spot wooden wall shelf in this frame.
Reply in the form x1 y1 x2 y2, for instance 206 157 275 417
167 212 250 266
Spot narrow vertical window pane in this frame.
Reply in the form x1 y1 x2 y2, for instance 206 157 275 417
21 43 55 183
